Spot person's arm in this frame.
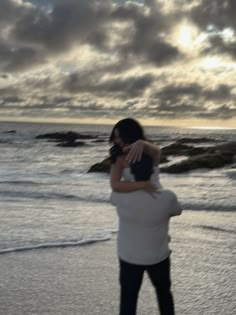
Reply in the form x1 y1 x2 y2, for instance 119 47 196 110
143 140 161 166
123 140 161 166
168 191 183 217
110 156 156 193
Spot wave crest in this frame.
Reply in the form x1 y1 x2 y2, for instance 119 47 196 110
0 234 111 255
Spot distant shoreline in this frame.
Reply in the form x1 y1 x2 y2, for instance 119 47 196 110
0 119 235 130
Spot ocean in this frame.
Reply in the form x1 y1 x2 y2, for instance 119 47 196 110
0 121 236 315
0 121 235 253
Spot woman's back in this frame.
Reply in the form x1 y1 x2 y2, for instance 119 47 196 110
122 166 162 188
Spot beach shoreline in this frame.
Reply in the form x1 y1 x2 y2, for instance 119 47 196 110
1 210 235 315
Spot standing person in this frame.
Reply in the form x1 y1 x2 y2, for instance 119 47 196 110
110 153 182 315
109 117 162 193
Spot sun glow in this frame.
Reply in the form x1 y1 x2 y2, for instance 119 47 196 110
174 21 210 57
176 22 200 52
201 57 225 68
178 26 192 46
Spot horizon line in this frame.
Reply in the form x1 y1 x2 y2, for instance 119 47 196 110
0 118 235 130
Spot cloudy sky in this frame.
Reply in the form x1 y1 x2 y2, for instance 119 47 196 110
0 0 236 127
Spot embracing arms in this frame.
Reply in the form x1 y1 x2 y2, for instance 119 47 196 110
110 140 161 193
110 157 155 192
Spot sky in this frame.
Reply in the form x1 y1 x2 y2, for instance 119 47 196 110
0 0 236 127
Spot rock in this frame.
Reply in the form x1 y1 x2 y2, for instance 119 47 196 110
0 139 12 143
88 157 111 173
3 130 16 134
35 131 97 142
92 139 106 143
185 147 209 156
211 142 236 153
160 151 234 173
56 141 86 147
161 143 192 155
161 141 236 158
88 155 168 173
176 137 213 143
160 155 169 163
88 141 236 174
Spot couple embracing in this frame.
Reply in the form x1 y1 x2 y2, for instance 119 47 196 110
109 118 182 315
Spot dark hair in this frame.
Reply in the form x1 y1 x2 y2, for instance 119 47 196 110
109 144 123 164
130 153 153 181
109 118 146 144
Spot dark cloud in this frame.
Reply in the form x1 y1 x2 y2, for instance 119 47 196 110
153 83 234 103
147 99 201 118
0 0 114 72
190 0 236 59
0 0 181 72
112 1 180 65
0 0 28 27
203 35 236 59
153 83 202 101
158 102 200 113
1 74 9 79
0 1 235 123
2 96 24 104
0 86 20 97
190 104 236 119
11 0 113 52
53 96 73 104
147 82 235 119
191 0 236 31
145 102 236 120
0 45 46 72
214 104 236 118
203 84 233 101
64 72 154 98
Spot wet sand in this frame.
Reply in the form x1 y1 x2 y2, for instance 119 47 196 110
1 210 235 315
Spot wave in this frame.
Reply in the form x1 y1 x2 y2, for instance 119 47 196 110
0 180 41 185
0 190 109 203
0 180 65 186
0 189 235 211
182 202 236 212
224 168 236 180
0 234 111 255
192 225 236 234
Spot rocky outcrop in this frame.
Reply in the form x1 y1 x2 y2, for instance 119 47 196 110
160 152 234 173
36 131 97 141
88 154 169 173
161 143 193 155
88 157 111 173
36 131 98 147
88 141 236 174
160 142 236 173
0 139 12 143
175 137 214 143
160 155 169 163
3 130 16 134
92 139 106 143
56 141 86 147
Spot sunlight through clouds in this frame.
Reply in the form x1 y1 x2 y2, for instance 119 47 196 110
0 0 235 127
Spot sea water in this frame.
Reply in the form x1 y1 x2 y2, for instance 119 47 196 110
0 121 235 253
0 121 236 315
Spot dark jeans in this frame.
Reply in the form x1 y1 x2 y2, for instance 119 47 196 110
119 257 174 315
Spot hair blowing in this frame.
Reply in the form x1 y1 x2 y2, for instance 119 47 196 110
109 118 146 145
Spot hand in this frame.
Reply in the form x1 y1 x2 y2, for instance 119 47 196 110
143 181 158 199
122 140 144 163
143 181 157 193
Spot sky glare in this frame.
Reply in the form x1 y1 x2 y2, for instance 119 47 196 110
0 0 236 127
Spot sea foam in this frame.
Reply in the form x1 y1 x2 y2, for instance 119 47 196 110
0 234 111 255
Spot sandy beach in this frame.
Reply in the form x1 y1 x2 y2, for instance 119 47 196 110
1 210 235 315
